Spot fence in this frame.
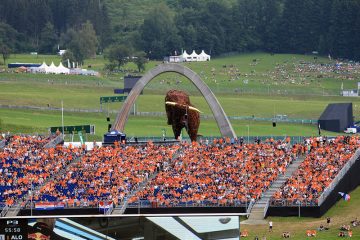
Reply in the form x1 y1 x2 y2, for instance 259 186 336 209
44 134 64 148
126 199 250 209
0 139 5 149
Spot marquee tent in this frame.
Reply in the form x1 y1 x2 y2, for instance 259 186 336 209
38 62 50 73
57 62 70 74
48 62 58 74
198 50 211 61
181 50 210 62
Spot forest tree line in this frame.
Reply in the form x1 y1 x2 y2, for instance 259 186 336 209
0 0 360 63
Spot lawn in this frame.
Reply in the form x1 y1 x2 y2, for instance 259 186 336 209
242 186 360 239
0 108 339 141
1 52 359 139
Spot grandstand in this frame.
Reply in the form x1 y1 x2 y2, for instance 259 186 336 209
1 133 359 221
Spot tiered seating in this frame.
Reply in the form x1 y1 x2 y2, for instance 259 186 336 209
271 136 359 206
130 140 300 207
36 144 179 207
0 135 81 207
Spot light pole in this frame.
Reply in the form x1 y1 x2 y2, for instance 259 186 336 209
246 125 250 143
298 177 301 218
30 178 33 216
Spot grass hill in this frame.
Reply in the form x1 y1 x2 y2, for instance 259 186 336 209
243 186 360 239
1 52 360 140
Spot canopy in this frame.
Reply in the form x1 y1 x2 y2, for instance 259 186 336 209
57 62 70 74
199 50 210 61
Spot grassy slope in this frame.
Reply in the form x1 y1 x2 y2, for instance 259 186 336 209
1 53 360 138
243 186 360 239
0 108 337 140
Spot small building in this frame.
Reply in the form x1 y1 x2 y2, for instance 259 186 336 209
58 50 66 56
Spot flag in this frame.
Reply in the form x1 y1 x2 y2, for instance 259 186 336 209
338 192 351 201
99 201 113 213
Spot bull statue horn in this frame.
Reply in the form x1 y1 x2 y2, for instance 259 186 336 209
165 101 178 106
165 101 202 113
188 106 202 113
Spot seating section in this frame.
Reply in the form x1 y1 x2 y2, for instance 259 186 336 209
36 144 179 207
130 140 299 207
272 136 359 206
1 134 359 210
0 135 80 206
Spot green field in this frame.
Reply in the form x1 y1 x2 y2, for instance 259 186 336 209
242 185 360 239
1 53 360 140
0 108 337 141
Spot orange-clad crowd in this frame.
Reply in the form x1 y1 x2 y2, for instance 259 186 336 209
129 139 300 207
0 135 81 207
1 134 359 210
271 136 359 206
36 143 179 207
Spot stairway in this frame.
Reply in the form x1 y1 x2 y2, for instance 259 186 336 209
112 146 183 215
3 155 83 217
112 171 159 215
242 155 305 225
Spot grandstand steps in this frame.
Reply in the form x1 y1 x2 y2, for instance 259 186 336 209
245 155 306 223
112 169 160 215
112 147 184 215
4 202 22 217
4 155 83 217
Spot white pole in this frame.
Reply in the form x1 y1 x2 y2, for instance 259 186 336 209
30 179 33 216
61 100 64 140
247 125 250 143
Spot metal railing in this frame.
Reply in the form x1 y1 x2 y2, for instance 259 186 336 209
126 199 249 209
0 205 9 217
44 134 64 148
0 139 5 149
269 199 318 207
263 201 270 218
318 149 360 205
246 200 255 217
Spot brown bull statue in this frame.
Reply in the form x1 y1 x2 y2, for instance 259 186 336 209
165 90 200 142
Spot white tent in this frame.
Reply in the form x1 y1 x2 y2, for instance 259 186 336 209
37 62 50 73
181 50 192 62
198 50 211 61
57 62 70 74
190 50 199 61
47 61 58 74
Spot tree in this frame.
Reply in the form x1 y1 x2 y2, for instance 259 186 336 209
0 22 21 52
140 3 182 59
328 0 360 59
39 22 58 54
105 44 133 69
61 50 76 68
232 0 263 52
0 43 11 65
62 21 98 64
133 51 148 72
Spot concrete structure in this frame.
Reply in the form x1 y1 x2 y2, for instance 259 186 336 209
112 63 236 139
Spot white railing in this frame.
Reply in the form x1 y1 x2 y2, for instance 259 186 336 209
318 149 360 205
263 201 270 218
0 205 9 217
246 200 255 217
44 134 63 148
0 139 5 149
